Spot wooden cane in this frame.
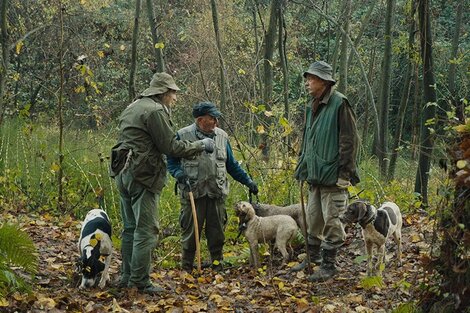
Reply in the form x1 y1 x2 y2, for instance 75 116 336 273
186 181 201 273
299 181 312 274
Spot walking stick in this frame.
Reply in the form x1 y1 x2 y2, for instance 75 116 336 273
299 181 312 274
186 180 201 273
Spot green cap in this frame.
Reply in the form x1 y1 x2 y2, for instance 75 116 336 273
141 72 180 96
192 102 222 118
303 61 336 84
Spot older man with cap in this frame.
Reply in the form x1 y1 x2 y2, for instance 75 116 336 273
168 101 258 272
109 73 215 294
291 61 360 282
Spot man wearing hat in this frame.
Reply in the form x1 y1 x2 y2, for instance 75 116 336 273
110 73 215 294
291 61 360 282
168 101 258 272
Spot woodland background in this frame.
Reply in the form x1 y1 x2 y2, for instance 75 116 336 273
0 0 468 312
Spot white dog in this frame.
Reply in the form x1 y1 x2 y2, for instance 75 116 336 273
235 201 298 269
78 209 113 289
253 203 306 236
340 200 402 276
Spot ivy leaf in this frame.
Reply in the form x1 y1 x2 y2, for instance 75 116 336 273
155 42 165 49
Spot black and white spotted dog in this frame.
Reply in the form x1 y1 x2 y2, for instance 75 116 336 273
78 209 113 289
340 200 402 276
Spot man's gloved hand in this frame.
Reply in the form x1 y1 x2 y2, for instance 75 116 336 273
247 181 259 195
201 138 215 153
336 178 351 189
175 172 189 185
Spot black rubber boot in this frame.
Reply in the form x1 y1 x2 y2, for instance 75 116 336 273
307 248 338 282
210 251 224 272
181 250 195 272
290 245 322 272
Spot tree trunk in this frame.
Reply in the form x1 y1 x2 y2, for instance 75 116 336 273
0 0 9 126
377 0 395 178
414 0 437 205
388 2 416 180
261 0 281 159
57 0 65 210
337 0 351 93
210 0 226 117
362 46 376 144
278 0 290 152
129 0 141 102
447 0 464 122
145 0 164 72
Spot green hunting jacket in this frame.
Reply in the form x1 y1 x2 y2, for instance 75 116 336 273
295 89 360 186
110 96 205 194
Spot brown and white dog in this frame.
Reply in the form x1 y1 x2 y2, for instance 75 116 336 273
235 201 298 269
340 200 402 276
78 209 113 289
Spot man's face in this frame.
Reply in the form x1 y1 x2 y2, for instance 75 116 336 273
197 115 218 133
305 74 328 98
161 90 177 107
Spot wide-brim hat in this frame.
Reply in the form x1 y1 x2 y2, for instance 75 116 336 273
303 61 336 84
192 102 222 118
141 72 180 96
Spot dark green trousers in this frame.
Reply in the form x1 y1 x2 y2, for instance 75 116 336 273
115 169 160 288
179 196 227 266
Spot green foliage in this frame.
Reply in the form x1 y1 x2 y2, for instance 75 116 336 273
0 223 38 297
360 275 385 290
392 302 420 313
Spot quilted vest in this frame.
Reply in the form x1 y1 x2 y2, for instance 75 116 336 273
178 124 229 199
295 91 345 186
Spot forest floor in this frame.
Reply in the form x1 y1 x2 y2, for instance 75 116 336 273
3 207 433 313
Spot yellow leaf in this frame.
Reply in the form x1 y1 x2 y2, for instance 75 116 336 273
457 160 468 169
50 162 60 172
238 69 246 75
104 43 110 48
12 73 20 82
97 50 105 58
74 86 85 93
256 125 265 134
154 42 165 49
16 41 24 54
278 281 285 290
454 124 468 133
120 45 126 51
0 298 8 307
264 111 273 117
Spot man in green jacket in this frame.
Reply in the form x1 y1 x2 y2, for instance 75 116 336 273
110 72 215 294
292 61 360 282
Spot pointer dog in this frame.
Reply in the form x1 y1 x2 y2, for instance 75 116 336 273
340 200 402 276
235 201 298 269
78 209 113 289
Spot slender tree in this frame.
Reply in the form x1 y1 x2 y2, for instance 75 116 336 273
146 0 164 72
415 0 437 204
447 0 464 122
129 0 141 102
337 0 350 93
0 0 9 125
388 2 417 180
278 0 290 151
377 0 395 178
261 0 281 158
57 0 65 210
210 0 226 115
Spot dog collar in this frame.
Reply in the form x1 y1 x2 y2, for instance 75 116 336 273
360 204 377 228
